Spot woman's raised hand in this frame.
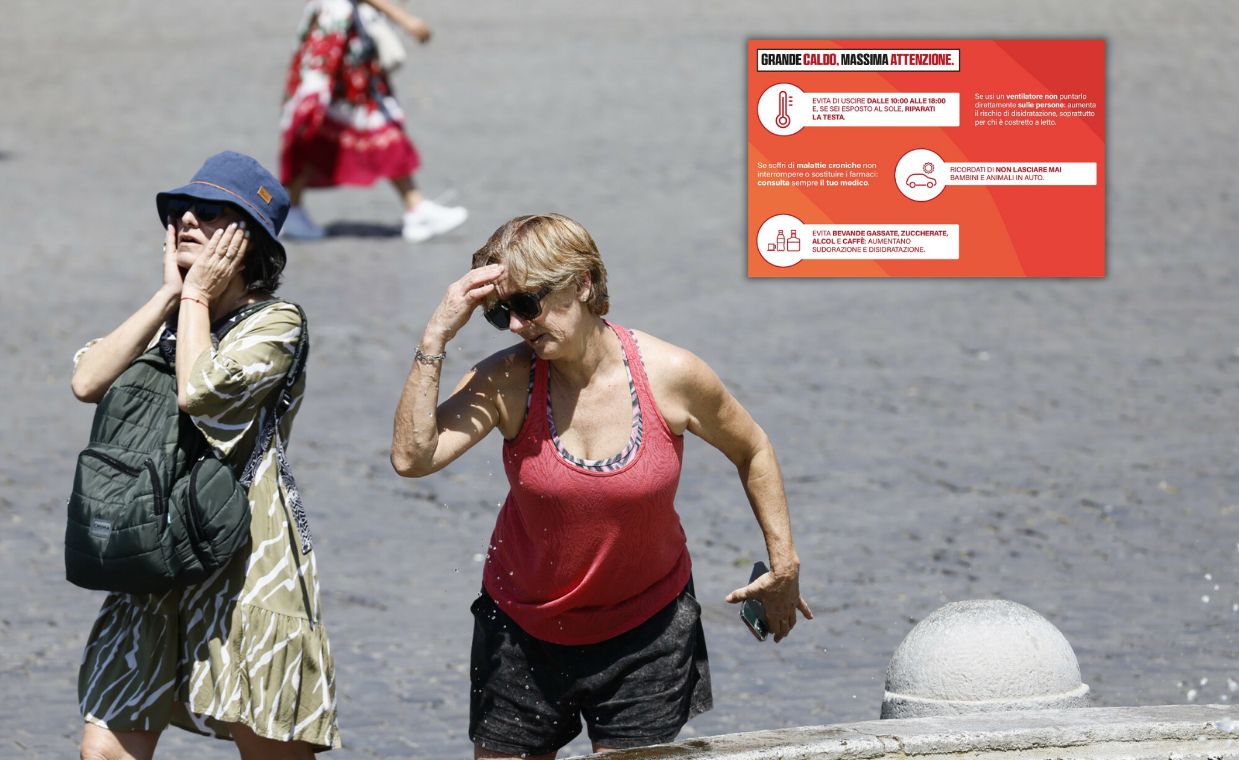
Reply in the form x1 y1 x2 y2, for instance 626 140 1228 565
424 264 505 348
183 222 250 304
161 220 184 296
397 14 431 44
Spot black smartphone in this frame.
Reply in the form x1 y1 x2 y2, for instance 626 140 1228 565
739 560 770 641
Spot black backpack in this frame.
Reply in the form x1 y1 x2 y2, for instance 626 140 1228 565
65 300 308 594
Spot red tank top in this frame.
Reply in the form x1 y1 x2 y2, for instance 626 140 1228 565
482 322 692 645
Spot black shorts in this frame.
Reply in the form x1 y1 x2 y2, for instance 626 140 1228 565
468 582 712 755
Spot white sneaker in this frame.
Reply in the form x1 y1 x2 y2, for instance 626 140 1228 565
281 205 326 241
402 200 467 242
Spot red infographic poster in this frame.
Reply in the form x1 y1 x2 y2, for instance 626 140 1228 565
747 40 1105 277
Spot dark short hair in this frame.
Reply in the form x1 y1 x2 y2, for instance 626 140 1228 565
242 227 285 294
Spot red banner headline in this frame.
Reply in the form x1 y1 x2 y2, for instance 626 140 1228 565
756 49 961 72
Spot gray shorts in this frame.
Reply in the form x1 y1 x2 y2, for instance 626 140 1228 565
468 581 712 755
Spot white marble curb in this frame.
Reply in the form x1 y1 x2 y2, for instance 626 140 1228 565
580 705 1239 759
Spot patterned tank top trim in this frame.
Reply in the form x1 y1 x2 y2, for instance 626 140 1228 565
524 328 645 473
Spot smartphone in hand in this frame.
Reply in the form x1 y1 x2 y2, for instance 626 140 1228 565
739 560 770 641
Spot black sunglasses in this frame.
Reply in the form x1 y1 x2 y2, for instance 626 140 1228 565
483 287 552 330
167 198 228 223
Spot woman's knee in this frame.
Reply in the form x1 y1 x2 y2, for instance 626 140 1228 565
80 723 158 760
230 721 316 760
79 734 110 760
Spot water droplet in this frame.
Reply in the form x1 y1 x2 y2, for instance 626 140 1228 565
1205 573 1213 581
1202 595 1211 604
1201 677 1209 687
1187 688 1199 702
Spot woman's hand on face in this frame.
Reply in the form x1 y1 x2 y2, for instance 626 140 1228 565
161 220 184 296
182 221 249 303
424 264 505 348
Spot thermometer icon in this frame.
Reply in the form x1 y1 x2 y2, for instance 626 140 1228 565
775 90 791 129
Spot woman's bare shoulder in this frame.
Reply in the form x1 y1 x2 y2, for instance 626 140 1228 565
461 343 534 438
475 341 532 371
625 328 724 434
462 342 534 395
627 329 711 382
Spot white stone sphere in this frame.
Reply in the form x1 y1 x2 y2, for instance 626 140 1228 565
881 599 1090 718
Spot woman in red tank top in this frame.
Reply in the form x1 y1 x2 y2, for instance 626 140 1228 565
392 214 813 759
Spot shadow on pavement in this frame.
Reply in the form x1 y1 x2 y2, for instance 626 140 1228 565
324 220 403 238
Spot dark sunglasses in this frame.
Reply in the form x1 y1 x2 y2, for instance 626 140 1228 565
166 198 228 223
483 287 552 330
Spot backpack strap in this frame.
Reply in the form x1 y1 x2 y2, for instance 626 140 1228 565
155 298 282 366
235 302 313 555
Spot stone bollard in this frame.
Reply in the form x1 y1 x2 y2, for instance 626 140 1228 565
881 599 1090 719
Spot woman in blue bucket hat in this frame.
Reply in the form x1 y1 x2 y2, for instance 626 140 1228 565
71 152 340 758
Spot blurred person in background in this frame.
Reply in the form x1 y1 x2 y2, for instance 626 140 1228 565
279 0 467 243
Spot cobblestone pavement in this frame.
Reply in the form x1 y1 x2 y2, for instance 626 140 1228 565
2 1 1237 757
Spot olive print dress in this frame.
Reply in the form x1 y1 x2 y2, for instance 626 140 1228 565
75 302 339 750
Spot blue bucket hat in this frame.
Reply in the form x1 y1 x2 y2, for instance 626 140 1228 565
156 151 290 259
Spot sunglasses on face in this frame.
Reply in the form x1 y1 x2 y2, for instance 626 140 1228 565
167 198 228 223
483 286 552 330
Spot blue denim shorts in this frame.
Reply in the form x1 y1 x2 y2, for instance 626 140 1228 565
468 581 712 755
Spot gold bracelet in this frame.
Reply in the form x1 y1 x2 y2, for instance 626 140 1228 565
414 347 447 365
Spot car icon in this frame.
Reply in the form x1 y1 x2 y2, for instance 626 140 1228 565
906 173 937 189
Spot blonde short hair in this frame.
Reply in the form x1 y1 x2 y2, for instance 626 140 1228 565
471 214 610 316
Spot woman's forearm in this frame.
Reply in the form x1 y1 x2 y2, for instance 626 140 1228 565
738 439 801 577
71 286 180 403
361 0 419 29
391 333 448 476
174 295 214 411
393 264 505 476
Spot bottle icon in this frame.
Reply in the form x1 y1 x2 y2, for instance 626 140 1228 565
775 230 787 252
786 230 800 252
